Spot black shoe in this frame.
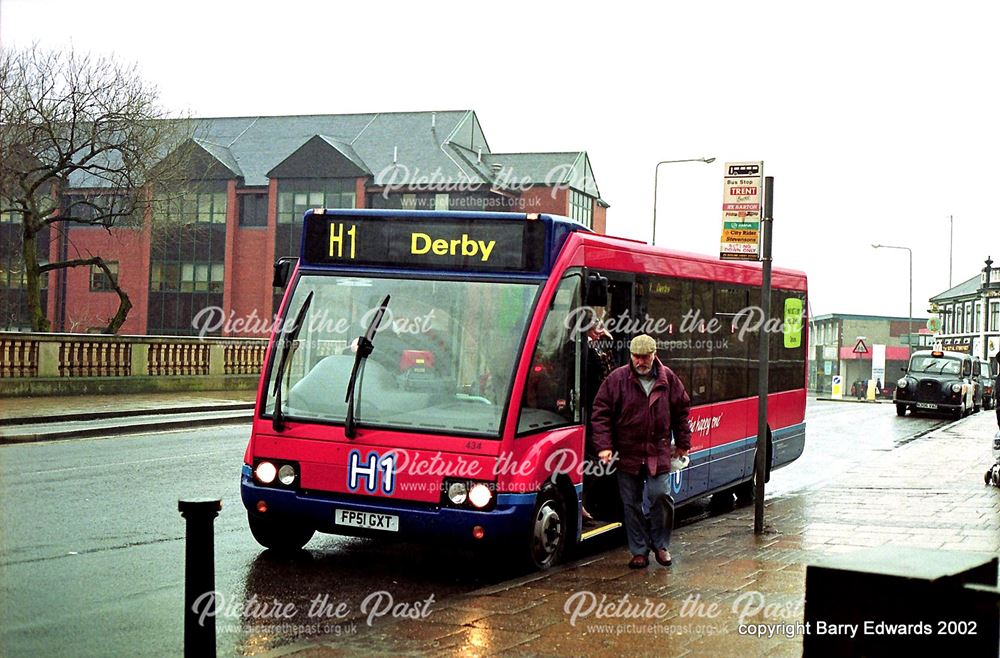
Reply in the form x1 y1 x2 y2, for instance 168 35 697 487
628 553 649 569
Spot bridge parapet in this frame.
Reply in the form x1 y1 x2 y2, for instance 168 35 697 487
0 332 268 396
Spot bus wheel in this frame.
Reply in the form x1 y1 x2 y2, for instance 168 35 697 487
526 487 567 570
248 513 315 553
896 404 906 416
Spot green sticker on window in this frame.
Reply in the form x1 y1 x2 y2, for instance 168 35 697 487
784 298 803 348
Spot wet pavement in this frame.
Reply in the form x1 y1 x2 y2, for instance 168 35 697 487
0 390 256 422
267 409 1000 658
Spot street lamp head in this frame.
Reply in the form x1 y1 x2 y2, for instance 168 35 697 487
872 244 881 249
703 157 716 164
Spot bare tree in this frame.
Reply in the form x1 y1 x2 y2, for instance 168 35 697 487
0 46 192 333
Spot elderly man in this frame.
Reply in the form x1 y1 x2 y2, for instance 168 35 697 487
591 334 692 569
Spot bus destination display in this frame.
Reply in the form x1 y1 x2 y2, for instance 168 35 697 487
302 215 547 272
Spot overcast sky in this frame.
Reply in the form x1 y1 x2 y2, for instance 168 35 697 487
3 0 997 319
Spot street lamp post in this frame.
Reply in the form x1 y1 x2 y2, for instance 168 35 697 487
949 215 953 289
980 257 993 360
651 157 715 246
873 244 913 359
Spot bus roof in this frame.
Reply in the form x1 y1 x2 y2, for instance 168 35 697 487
570 231 808 290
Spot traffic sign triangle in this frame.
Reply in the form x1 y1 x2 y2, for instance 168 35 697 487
853 339 868 354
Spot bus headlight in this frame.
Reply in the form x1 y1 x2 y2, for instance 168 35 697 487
951 383 963 393
469 483 493 509
447 482 468 505
277 464 297 486
254 461 277 484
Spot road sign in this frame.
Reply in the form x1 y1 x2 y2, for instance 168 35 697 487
719 161 763 261
853 339 868 354
832 375 843 399
926 316 941 332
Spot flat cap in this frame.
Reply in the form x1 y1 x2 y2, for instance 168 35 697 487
629 334 657 355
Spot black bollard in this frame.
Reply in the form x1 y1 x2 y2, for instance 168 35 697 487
179 498 222 658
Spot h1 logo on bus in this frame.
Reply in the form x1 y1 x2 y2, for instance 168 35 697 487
670 469 682 494
347 450 396 495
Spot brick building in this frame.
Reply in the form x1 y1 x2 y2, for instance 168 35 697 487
810 313 931 393
1 110 607 335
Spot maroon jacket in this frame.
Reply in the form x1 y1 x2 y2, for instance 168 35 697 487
590 358 692 476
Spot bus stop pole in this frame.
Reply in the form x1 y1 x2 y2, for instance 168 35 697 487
754 176 774 534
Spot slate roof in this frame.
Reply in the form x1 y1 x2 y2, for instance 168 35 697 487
484 152 599 196
930 274 981 302
193 138 243 178
64 110 602 200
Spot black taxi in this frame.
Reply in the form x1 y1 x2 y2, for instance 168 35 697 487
894 349 976 419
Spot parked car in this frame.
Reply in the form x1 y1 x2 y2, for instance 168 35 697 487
974 358 995 411
894 349 975 420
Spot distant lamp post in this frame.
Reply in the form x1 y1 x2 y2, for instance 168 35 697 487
651 157 715 246
979 256 994 359
872 243 913 358
949 215 954 289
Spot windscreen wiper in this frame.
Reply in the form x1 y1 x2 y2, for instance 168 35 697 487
271 291 314 431
345 294 390 439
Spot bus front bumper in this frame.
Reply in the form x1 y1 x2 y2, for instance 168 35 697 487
240 469 536 545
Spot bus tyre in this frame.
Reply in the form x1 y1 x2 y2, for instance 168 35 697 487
896 404 906 416
526 486 567 571
248 513 315 553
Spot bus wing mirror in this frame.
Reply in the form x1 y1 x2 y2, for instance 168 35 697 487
273 257 297 289
585 272 609 307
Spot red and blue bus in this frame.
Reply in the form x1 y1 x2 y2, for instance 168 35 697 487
241 209 807 569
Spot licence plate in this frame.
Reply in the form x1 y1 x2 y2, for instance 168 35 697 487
335 509 399 532
916 402 938 409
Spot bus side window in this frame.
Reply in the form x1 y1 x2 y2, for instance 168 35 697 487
518 274 583 433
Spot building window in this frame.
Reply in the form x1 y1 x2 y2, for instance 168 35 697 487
975 301 982 333
0 264 44 289
991 301 999 333
239 193 268 227
62 193 129 226
276 179 356 224
89 262 119 292
956 305 964 334
154 190 226 224
965 302 973 332
569 189 593 228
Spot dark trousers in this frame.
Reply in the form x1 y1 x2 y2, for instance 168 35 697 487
617 467 674 556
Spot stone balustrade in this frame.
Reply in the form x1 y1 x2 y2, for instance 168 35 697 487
0 332 268 396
